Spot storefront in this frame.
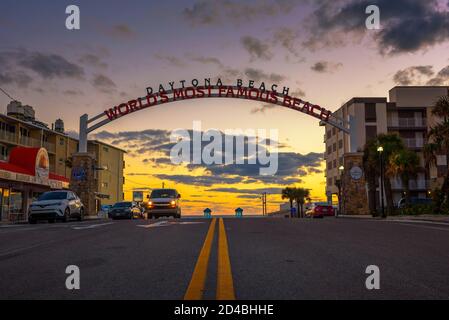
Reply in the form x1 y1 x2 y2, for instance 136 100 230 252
0 147 69 223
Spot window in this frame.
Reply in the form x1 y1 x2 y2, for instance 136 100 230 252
327 146 332 155
102 182 109 188
60 137 65 146
103 146 109 152
333 159 337 169
365 103 377 122
365 126 377 141
328 161 333 170
327 130 332 139
332 127 337 135
338 139 343 149
333 143 337 152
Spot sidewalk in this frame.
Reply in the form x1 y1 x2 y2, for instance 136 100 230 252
338 214 449 224
0 214 106 226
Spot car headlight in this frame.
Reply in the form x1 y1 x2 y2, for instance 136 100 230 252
170 200 176 206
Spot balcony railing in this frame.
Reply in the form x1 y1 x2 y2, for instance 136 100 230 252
391 179 429 190
0 130 17 144
387 118 427 128
403 138 424 148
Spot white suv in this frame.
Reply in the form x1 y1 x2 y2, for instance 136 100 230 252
28 190 84 224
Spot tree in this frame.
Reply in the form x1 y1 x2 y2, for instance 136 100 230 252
363 133 406 217
363 139 380 216
294 188 311 218
424 95 449 210
281 187 296 217
386 149 420 206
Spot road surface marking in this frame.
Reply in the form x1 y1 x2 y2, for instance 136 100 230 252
137 221 170 228
216 218 236 300
72 222 115 230
184 218 217 300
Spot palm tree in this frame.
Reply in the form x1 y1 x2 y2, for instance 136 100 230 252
363 139 380 216
363 133 405 217
281 187 296 217
425 95 449 209
294 188 310 218
386 149 420 206
376 133 406 216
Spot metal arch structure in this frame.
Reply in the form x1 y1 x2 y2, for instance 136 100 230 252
78 85 350 152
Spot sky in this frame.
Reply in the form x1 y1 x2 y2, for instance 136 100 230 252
1 0 449 215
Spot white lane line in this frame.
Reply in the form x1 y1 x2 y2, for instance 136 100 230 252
389 219 449 226
136 221 205 228
137 221 170 228
72 222 115 230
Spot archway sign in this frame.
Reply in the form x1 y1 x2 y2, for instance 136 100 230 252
78 78 349 152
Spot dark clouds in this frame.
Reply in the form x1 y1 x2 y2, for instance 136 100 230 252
183 0 299 26
93 128 323 187
91 74 116 93
311 61 343 74
0 49 84 84
241 36 273 61
304 0 449 55
392 65 449 86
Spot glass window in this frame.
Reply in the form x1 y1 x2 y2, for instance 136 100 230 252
365 103 377 122
38 191 68 201
9 190 23 214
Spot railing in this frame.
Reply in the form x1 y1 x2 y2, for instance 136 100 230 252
391 179 429 190
387 118 427 128
19 136 41 148
43 141 56 153
403 138 424 148
0 130 16 144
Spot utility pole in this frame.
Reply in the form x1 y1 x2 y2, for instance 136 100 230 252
261 192 267 215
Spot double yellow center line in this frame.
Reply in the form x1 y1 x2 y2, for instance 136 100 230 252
184 218 235 300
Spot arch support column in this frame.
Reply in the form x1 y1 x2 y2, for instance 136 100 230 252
69 152 98 216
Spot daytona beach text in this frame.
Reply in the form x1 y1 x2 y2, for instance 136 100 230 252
103 79 332 122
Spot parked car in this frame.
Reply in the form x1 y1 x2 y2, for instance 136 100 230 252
305 202 335 218
28 190 84 224
109 201 143 219
147 189 181 219
397 197 433 209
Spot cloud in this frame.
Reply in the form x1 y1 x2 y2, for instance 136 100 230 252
189 55 224 67
79 54 108 68
241 36 273 61
91 74 116 93
153 174 244 186
303 0 449 55
108 24 135 38
206 187 284 195
154 54 186 68
0 49 84 87
273 27 300 56
17 51 84 79
427 65 449 85
311 61 343 73
0 70 33 88
393 65 435 85
244 68 286 83
183 0 300 26
93 128 323 186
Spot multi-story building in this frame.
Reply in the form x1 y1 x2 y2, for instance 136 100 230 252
0 101 125 222
325 86 449 208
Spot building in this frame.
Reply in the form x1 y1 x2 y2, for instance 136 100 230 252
0 101 126 222
324 86 449 212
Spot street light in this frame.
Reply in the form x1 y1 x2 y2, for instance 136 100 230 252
338 166 344 216
377 146 385 218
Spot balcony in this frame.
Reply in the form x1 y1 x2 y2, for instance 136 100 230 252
403 138 424 149
0 130 17 144
391 179 429 191
387 118 427 128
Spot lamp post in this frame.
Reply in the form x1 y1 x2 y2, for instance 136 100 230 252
338 165 345 216
377 146 385 218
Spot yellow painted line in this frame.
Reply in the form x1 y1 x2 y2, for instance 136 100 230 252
184 218 216 300
216 218 236 300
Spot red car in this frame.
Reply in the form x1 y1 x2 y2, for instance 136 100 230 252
305 202 335 218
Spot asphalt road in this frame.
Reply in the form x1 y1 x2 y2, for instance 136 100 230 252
0 216 449 300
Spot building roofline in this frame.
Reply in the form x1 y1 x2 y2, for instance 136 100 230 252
341 97 387 108
89 139 128 153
